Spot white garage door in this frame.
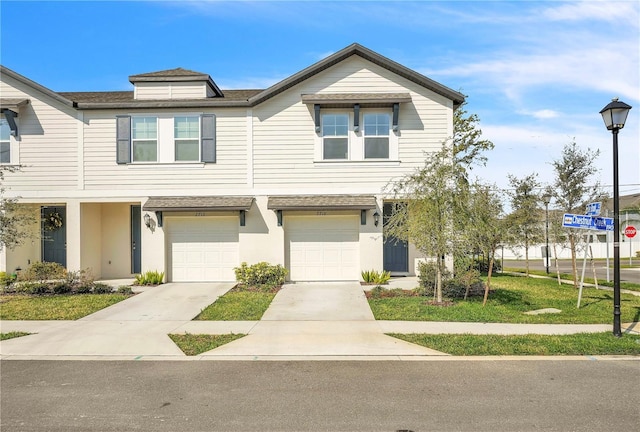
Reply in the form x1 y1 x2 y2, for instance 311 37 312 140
286 215 360 281
167 217 239 282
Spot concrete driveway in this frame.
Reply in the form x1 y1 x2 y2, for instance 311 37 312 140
0 283 234 358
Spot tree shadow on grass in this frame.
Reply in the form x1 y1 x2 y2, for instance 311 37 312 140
486 288 527 306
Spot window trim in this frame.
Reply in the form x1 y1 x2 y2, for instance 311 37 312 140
131 116 159 163
363 112 390 160
321 112 350 160
174 115 201 162
0 117 18 165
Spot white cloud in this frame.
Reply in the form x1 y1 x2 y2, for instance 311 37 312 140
542 0 640 27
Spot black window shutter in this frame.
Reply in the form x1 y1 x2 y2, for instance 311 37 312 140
116 115 131 164
201 114 216 163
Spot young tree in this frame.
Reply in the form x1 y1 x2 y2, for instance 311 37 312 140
550 140 603 288
505 173 543 276
467 182 505 305
0 166 37 250
386 100 494 302
386 146 466 303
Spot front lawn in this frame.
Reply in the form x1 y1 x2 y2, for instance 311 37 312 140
369 274 640 324
0 294 132 320
194 289 276 321
504 267 640 292
391 332 640 356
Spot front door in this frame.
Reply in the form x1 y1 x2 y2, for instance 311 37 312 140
41 206 66 267
383 203 408 273
131 205 141 274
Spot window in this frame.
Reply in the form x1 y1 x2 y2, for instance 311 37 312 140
174 116 200 161
0 119 10 163
132 117 157 162
322 114 348 160
363 113 390 159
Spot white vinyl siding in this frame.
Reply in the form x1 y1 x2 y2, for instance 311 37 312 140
253 56 452 191
0 78 78 192
134 82 207 100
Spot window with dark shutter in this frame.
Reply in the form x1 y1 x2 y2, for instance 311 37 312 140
116 115 131 164
201 114 216 163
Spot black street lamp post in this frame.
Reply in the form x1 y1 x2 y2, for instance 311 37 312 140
599 98 632 337
543 194 551 275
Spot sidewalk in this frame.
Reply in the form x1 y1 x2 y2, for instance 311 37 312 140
1 281 638 361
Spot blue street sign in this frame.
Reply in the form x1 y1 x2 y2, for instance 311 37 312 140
586 202 602 216
562 213 613 231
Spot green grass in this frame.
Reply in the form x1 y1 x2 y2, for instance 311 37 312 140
194 291 276 320
0 294 132 320
169 333 246 356
391 332 640 356
0 331 31 341
368 274 640 324
504 267 640 292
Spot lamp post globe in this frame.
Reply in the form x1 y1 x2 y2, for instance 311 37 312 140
599 98 632 337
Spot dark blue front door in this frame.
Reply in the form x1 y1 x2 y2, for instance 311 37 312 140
383 203 408 272
131 205 141 274
41 206 66 267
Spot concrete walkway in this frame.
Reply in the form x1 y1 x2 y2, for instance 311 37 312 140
1 281 638 361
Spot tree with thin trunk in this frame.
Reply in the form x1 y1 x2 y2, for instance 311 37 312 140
550 140 604 288
467 182 504 305
504 173 543 276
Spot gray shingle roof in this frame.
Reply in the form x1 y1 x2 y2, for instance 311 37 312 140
143 196 254 211
267 195 377 210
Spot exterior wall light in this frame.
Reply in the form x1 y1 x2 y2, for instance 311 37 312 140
373 211 380 227
143 213 152 228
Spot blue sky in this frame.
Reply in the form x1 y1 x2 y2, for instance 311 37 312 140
1 0 638 198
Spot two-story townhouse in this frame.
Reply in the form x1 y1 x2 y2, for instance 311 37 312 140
0 43 464 282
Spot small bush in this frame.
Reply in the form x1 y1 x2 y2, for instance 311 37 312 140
361 269 391 284
117 286 133 295
234 262 287 287
65 269 95 292
0 271 16 287
417 261 484 299
16 282 50 295
134 271 164 286
18 262 67 282
418 261 450 291
92 283 113 294
52 282 72 295
74 284 93 294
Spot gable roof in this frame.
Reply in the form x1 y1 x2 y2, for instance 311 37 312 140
0 65 76 108
249 43 465 107
1 43 465 110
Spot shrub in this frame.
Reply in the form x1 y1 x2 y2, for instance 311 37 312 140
74 284 92 294
117 285 133 295
234 262 287 287
0 271 16 287
361 269 391 285
16 282 50 295
134 271 164 286
92 283 113 294
417 261 484 299
52 282 72 294
18 262 66 282
65 269 95 292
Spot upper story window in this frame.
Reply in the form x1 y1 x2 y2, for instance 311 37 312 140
132 117 158 162
363 113 390 159
174 116 200 161
0 119 10 163
322 114 349 160
116 114 216 165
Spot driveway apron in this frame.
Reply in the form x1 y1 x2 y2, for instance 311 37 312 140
0 283 234 357
202 282 447 358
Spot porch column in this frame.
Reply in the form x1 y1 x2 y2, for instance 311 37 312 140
66 200 82 272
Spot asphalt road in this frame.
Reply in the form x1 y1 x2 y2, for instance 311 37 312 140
503 259 640 284
1 360 638 431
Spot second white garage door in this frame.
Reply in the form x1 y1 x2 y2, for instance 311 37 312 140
167 216 239 282
286 215 360 281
